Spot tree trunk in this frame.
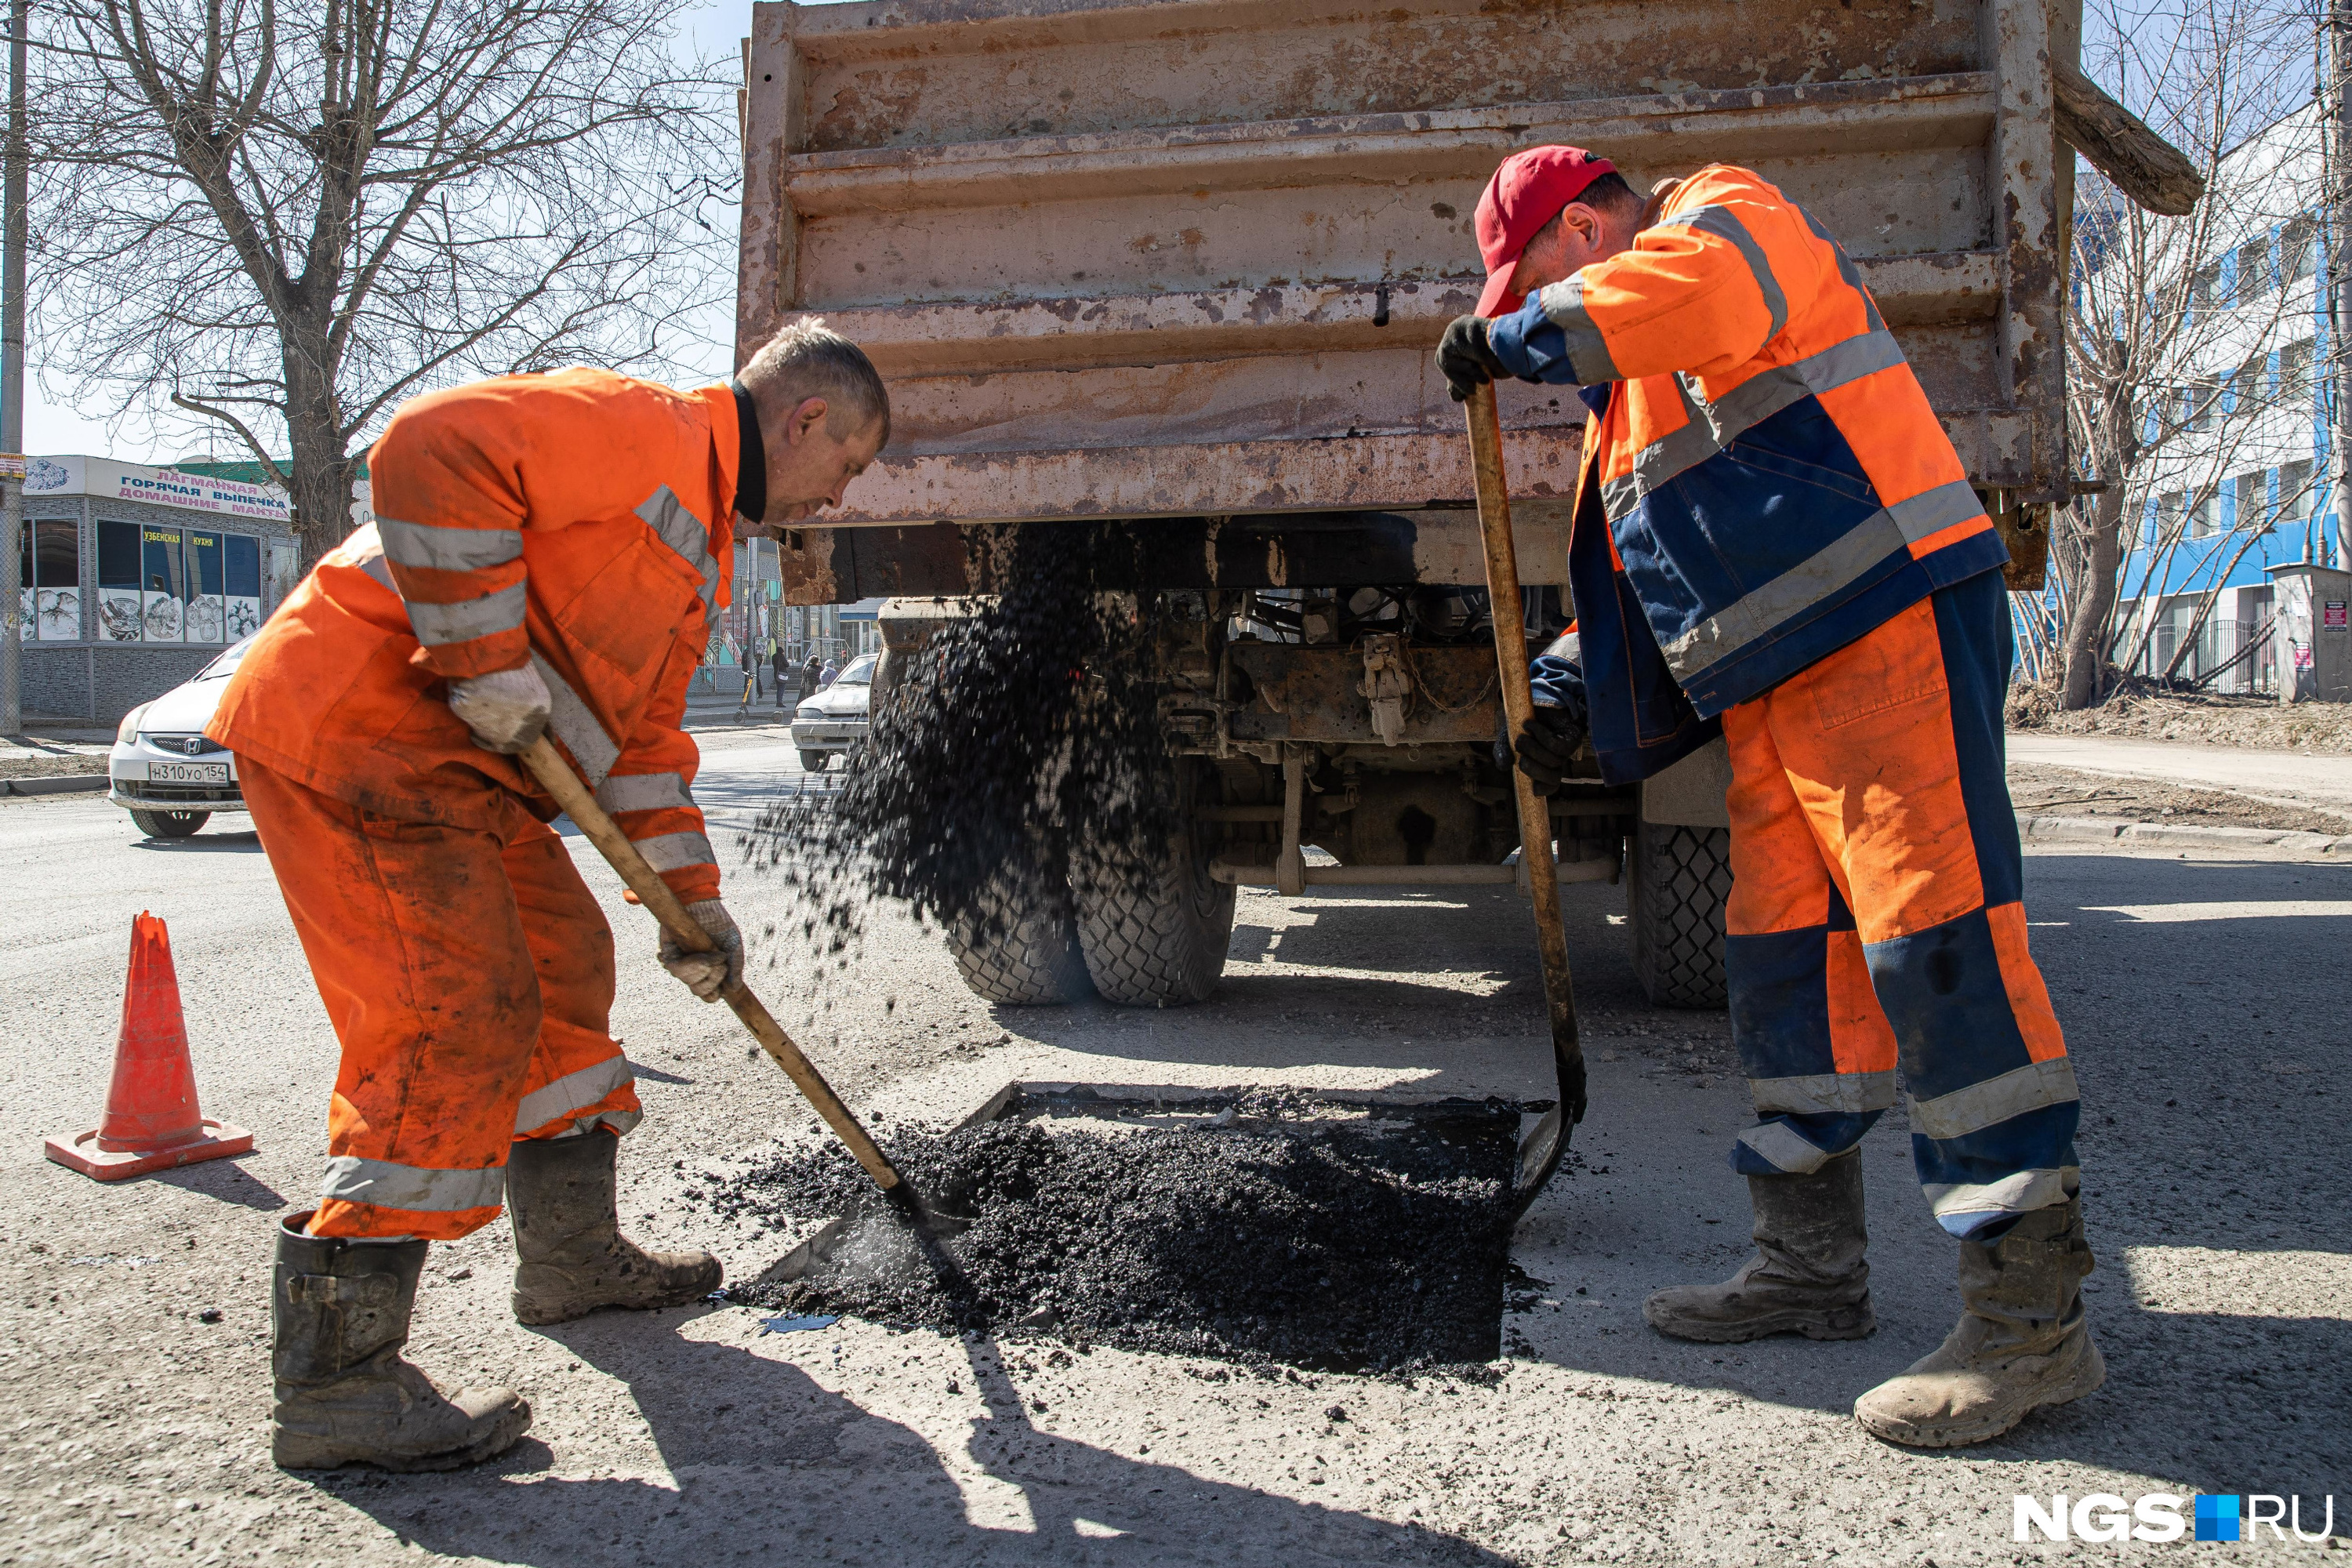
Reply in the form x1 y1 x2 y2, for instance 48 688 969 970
2059 487 2125 708
281 322 354 565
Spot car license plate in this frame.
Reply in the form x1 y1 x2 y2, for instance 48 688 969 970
149 760 229 785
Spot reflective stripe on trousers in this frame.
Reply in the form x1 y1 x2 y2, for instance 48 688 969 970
1719 572 2080 1236
236 757 641 1241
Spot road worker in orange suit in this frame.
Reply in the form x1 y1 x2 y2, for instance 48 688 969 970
1437 148 2101 1448
208 321 890 1472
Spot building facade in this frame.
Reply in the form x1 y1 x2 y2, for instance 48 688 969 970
2107 106 2346 696
17 455 303 724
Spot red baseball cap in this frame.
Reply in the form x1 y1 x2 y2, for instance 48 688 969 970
1475 146 1617 318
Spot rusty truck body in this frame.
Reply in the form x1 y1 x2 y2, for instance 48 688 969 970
737 0 2106 1010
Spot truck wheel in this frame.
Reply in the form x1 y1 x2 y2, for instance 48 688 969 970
130 808 209 840
946 858 1093 1007
1070 760 1233 1007
1627 822 1731 1009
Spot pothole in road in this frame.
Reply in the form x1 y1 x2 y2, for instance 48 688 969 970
694 1091 1521 1371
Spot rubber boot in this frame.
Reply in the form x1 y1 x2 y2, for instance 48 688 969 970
1642 1149 1875 1342
1854 1194 2104 1448
507 1131 722 1326
270 1213 532 1472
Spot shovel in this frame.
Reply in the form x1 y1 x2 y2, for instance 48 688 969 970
1463 381 1590 1213
517 735 968 1241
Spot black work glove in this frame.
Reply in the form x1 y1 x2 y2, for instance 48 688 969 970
1437 314 1512 402
1511 702 1589 794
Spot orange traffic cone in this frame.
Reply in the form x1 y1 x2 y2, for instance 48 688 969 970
45 912 253 1181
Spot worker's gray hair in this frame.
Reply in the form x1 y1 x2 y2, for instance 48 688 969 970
742 318 891 448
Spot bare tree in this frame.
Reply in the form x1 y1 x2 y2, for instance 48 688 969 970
2040 0 2321 706
28 0 733 561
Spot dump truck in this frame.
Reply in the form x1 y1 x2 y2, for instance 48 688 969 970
737 0 2190 1011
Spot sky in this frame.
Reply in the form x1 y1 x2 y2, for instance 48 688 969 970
24 0 764 466
24 0 2284 466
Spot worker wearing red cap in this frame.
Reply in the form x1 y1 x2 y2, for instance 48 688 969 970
1436 149 2101 1449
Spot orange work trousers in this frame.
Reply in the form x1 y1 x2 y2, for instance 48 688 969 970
240 760 641 1240
1720 571 2078 1238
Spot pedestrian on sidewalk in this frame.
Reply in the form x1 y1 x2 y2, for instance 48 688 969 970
734 633 760 712
818 655 839 688
1442 146 2099 1450
799 652 822 701
771 642 790 710
207 321 889 1472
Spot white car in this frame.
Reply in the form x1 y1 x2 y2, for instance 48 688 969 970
109 637 252 839
788 652 875 771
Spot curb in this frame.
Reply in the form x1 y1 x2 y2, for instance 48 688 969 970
2 775 111 797
2016 812 2352 857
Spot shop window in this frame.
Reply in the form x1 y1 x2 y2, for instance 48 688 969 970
265 542 301 610
184 529 227 643
96 520 144 642
140 525 187 641
18 518 82 641
226 535 263 638
15 517 80 639
97 518 274 642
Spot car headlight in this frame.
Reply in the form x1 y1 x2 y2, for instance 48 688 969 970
116 702 152 745
796 706 826 721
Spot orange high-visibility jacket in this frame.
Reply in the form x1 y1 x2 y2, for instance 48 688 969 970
209 369 748 902
1490 164 2007 782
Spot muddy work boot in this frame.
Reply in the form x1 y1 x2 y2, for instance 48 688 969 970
506 1131 722 1326
1855 1194 2104 1448
1642 1149 1875 1342
271 1214 532 1472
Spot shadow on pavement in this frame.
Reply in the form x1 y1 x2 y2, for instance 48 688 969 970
131 830 264 853
315 1307 1509 1566
154 1157 289 1212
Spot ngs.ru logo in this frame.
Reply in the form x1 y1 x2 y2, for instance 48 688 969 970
2015 1494 2336 1543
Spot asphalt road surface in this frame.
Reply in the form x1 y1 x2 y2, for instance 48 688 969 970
1 741 2343 1566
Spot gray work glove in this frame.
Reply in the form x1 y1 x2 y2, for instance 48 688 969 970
447 663 552 754
659 899 743 1003
1437 314 1512 402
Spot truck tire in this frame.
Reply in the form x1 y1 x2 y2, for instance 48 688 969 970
1070 760 1233 1007
1627 822 1732 1009
946 860 1093 1007
130 808 209 840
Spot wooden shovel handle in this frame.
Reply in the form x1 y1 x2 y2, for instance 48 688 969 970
517 735 906 1192
1464 383 1588 1126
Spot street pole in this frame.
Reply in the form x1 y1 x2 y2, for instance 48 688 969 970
2335 2 2352 570
1 0 27 735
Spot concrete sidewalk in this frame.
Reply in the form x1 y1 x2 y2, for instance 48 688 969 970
2009 731 2352 808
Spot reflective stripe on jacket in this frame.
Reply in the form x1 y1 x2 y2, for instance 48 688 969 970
1489 164 2008 784
208 369 742 902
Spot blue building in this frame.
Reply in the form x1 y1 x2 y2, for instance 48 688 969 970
2100 107 2346 694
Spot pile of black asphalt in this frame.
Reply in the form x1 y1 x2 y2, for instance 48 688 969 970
697 1107 1519 1371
